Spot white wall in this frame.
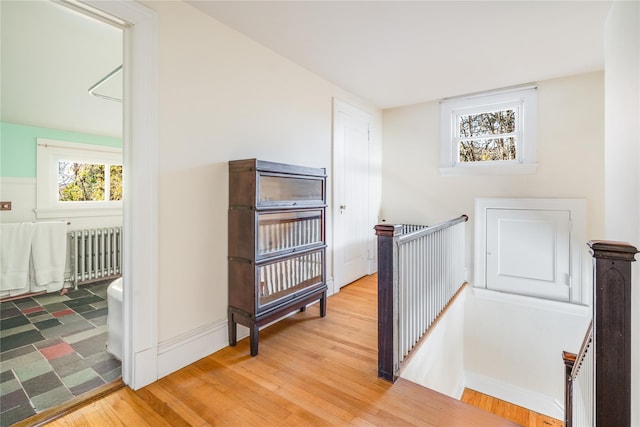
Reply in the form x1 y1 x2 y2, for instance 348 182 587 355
382 71 605 283
138 1 381 370
604 2 640 425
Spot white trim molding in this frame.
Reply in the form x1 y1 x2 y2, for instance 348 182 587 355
158 319 230 378
82 0 159 390
474 197 588 305
35 138 123 218
440 85 537 176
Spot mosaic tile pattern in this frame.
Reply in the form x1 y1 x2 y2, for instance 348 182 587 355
0 281 121 427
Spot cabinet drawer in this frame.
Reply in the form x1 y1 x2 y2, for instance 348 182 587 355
257 210 324 258
258 250 324 309
257 173 325 207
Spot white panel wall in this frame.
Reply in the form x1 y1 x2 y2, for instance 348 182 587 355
139 1 381 357
0 178 122 230
604 2 640 424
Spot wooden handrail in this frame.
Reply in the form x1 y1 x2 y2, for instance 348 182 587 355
397 214 468 243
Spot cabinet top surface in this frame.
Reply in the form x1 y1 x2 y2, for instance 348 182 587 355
229 158 326 177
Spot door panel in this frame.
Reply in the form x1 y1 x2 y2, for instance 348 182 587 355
334 101 370 288
486 208 571 301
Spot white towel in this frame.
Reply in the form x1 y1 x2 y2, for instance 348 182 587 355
0 222 34 296
31 221 67 293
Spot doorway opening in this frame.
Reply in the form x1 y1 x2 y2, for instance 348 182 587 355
0 1 126 424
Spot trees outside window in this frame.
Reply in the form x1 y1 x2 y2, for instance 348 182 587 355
440 85 537 175
58 161 122 202
36 138 122 219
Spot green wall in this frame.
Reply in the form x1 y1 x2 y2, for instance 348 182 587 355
0 122 122 178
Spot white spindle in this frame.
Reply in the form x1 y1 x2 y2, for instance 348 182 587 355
395 219 466 366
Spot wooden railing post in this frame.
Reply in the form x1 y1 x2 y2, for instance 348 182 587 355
562 351 576 427
374 224 402 382
588 240 638 427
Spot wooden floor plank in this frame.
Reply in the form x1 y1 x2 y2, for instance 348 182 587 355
47 275 522 426
461 388 564 427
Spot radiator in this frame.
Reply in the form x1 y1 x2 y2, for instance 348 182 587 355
69 227 122 287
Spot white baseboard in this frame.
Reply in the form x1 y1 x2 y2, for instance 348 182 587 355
131 346 159 390
452 378 466 400
464 371 564 420
156 286 333 381
157 318 231 379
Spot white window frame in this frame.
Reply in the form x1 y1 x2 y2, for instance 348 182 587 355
440 85 537 175
36 138 123 219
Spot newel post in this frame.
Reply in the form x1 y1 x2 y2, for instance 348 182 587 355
375 224 402 382
588 240 638 427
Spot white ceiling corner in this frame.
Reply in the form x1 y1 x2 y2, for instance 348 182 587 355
187 0 613 109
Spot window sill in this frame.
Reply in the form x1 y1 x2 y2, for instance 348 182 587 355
35 207 123 219
439 163 537 176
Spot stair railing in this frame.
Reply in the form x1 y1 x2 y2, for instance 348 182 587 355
375 215 468 382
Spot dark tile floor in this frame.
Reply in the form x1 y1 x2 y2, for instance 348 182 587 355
0 281 121 427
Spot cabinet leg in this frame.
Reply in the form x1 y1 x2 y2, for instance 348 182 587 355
249 323 259 356
228 312 237 346
320 292 327 317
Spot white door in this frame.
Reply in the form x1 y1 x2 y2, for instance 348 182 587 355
485 208 571 301
333 100 371 289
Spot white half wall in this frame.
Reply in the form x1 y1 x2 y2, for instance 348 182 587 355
464 288 590 419
400 286 468 400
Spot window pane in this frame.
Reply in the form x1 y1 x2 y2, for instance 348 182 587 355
459 109 516 138
58 161 106 201
110 165 123 201
459 138 516 162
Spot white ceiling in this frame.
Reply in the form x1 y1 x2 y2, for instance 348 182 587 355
189 1 613 108
0 1 122 138
0 1 612 139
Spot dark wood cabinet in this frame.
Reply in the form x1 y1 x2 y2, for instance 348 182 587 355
228 159 327 356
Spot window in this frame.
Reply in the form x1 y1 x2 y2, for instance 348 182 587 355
58 162 122 202
36 138 122 218
440 85 537 175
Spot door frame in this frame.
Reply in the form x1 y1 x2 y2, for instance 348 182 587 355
78 0 159 389
332 98 375 293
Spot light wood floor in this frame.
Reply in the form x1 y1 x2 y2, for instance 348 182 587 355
461 389 563 427
45 275 529 426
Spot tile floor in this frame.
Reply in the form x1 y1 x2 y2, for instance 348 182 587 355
0 281 121 427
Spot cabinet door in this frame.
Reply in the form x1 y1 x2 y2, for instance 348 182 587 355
257 173 325 207
485 208 571 301
257 210 324 259
257 250 324 309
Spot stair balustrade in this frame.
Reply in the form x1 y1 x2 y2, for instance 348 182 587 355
375 215 468 382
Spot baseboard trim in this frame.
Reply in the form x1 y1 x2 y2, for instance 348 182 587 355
157 318 230 379
464 371 563 420
156 296 331 380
